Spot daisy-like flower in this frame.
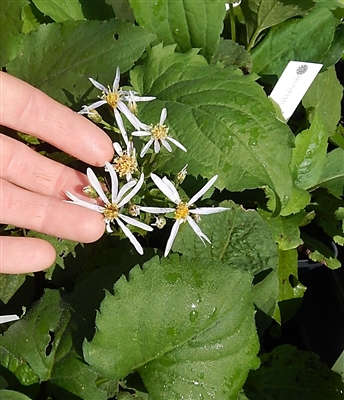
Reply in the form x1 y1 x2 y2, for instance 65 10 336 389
132 108 187 157
140 174 229 256
111 141 138 182
65 162 153 255
84 67 155 143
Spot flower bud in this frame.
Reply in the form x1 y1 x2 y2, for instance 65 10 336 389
82 185 99 199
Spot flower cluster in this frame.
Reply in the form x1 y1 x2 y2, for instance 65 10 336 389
68 67 229 256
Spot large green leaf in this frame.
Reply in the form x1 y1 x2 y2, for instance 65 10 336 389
302 66 343 135
245 345 344 400
0 391 32 400
172 200 278 275
129 0 226 61
0 274 26 304
132 45 294 204
312 147 344 197
241 0 314 50
291 114 328 190
7 19 155 105
251 7 337 77
0 290 106 400
0 0 27 67
32 0 84 22
84 256 260 399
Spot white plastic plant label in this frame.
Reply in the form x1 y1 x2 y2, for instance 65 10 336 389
0 314 19 324
105 0 135 22
269 61 323 121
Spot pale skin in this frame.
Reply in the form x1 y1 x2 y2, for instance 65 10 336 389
0 72 114 274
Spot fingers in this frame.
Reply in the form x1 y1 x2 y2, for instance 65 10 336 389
0 72 114 167
0 134 91 199
0 237 56 273
1 179 105 243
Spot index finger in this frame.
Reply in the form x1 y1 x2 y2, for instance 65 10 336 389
0 72 114 167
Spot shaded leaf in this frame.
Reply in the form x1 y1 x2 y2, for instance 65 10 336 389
211 38 252 72
129 0 226 61
252 270 279 318
302 233 341 269
0 0 27 66
133 45 294 205
302 66 343 135
84 256 260 399
291 114 328 190
313 147 344 197
32 0 84 22
7 19 155 105
245 345 344 400
241 0 314 49
0 390 32 400
173 200 278 275
251 7 337 77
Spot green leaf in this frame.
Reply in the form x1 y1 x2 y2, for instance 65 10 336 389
32 0 84 22
129 0 226 61
245 345 344 400
84 256 260 399
252 270 279 318
172 200 278 275
211 38 252 72
331 124 344 149
314 0 344 10
21 3 40 34
0 290 106 399
259 210 310 251
133 45 294 205
320 22 344 68
291 114 328 190
265 186 311 216
0 390 32 400
313 147 344 197
7 19 155 105
241 0 314 50
251 7 337 77
303 66 343 135
0 274 26 304
0 0 27 67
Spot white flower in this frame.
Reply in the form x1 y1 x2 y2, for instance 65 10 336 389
111 141 138 182
84 67 155 143
65 162 153 255
132 108 187 157
78 105 103 123
140 174 229 256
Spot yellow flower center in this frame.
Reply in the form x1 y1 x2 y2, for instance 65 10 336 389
174 202 189 220
104 90 120 109
113 155 138 178
103 203 119 221
150 123 169 140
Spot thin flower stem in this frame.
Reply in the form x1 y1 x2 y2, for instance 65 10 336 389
102 121 120 133
229 4 236 42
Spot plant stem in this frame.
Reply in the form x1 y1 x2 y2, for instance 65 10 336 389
247 28 260 51
229 3 236 42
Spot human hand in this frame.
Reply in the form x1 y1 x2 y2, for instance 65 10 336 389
0 72 114 274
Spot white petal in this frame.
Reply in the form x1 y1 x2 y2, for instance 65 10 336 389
150 174 180 204
113 66 120 91
113 142 123 156
0 315 19 324
119 214 153 231
105 220 113 233
164 219 182 257
139 206 175 213
161 139 172 152
86 99 107 109
89 78 107 93
116 217 143 254
188 175 218 206
87 168 109 204
166 136 187 152
132 131 151 137
187 216 211 245
117 180 137 203
162 177 181 204
154 139 161 153
140 139 154 157
105 161 119 202
118 101 144 130
160 108 167 125
190 207 229 215
114 110 129 146
118 173 144 207
65 192 105 212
